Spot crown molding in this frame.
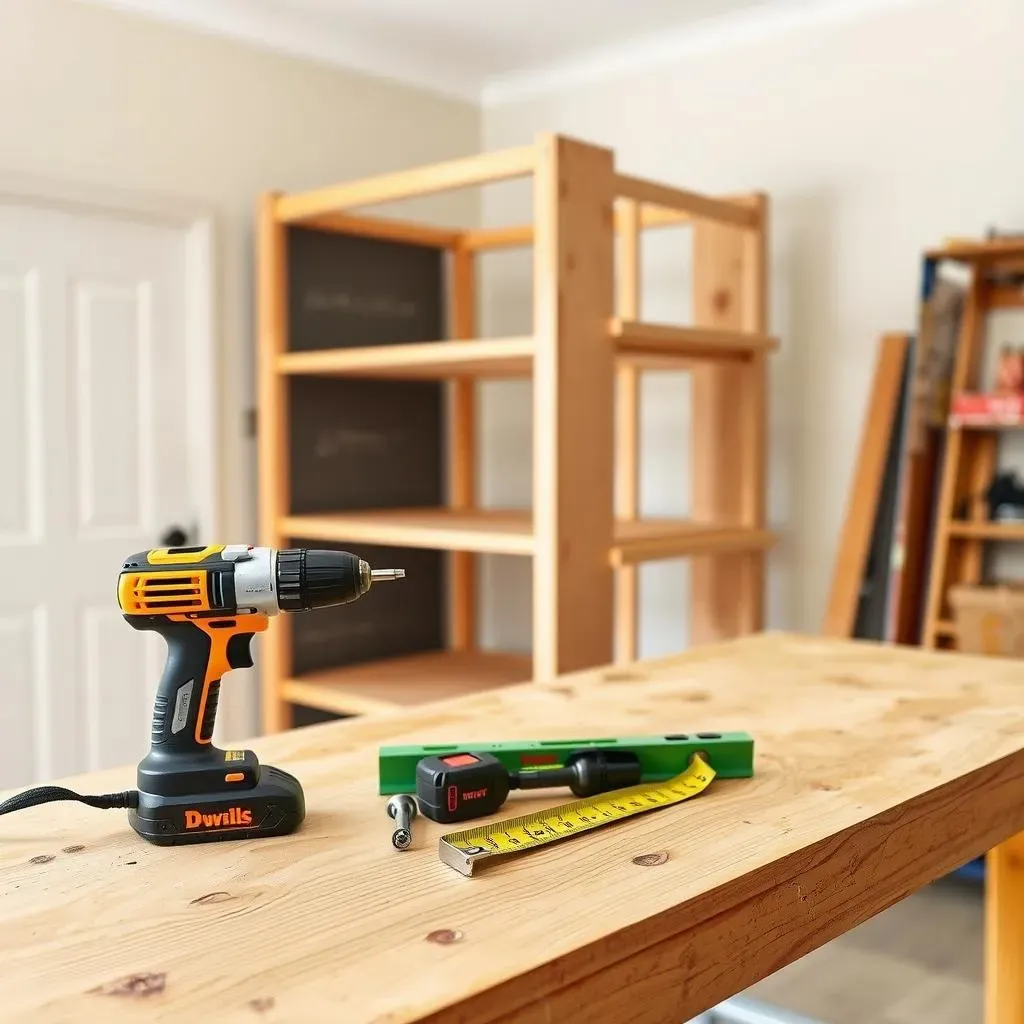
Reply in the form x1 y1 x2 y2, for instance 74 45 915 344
77 0 484 103
80 0 931 109
481 0 932 106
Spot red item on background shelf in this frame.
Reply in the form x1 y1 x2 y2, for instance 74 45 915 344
950 392 1024 426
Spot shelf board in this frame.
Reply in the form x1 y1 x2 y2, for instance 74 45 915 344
282 508 776 563
612 318 778 361
281 509 536 556
274 321 779 383
927 239 1024 267
954 418 1024 430
277 337 534 380
281 649 533 716
948 520 1024 541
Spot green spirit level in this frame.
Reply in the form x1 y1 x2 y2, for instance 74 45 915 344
377 731 754 795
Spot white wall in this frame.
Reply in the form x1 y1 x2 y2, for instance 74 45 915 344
477 0 1024 654
0 0 479 735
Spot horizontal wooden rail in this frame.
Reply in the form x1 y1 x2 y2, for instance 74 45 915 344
277 338 534 379
275 144 538 222
948 520 1024 541
304 211 461 248
614 173 759 229
458 199 755 252
612 318 778 360
990 286 1024 310
612 524 777 566
928 239 1024 264
459 224 534 251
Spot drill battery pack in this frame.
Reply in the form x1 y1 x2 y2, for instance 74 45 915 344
129 747 305 846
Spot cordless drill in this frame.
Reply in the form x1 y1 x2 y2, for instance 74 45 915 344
116 544 404 846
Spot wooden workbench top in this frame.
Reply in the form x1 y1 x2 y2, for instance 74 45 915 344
3 632 1024 1023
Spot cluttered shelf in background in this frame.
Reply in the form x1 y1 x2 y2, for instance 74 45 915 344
281 649 533 716
281 509 776 563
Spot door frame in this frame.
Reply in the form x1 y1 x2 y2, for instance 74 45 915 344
0 170 220 551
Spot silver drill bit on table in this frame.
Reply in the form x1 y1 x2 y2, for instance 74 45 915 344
387 794 417 851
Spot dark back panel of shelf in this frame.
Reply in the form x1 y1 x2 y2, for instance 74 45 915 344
288 376 443 512
284 226 447 690
287 226 443 351
287 538 445 677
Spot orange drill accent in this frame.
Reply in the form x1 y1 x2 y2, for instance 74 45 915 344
117 571 212 616
168 613 269 745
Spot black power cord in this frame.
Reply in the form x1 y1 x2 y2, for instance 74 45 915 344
0 786 138 817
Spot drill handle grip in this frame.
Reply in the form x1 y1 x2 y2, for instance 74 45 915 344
149 615 268 753
149 620 215 753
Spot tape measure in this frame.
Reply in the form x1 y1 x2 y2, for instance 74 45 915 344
438 753 716 876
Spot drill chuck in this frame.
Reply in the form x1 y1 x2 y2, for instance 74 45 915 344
275 549 405 612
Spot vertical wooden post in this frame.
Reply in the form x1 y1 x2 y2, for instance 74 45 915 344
690 195 768 642
950 275 993 596
922 272 988 648
532 134 616 679
256 193 292 733
986 831 1024 1024
614 199 642 663
448 245 477 651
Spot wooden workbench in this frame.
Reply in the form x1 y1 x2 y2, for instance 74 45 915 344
2 632 1023 1023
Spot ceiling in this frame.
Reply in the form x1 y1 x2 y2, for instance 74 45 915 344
81 0 891 103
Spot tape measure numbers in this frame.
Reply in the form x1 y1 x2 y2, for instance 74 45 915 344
438 753 716 876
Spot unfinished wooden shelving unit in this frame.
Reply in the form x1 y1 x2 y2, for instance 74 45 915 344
257 132 777 732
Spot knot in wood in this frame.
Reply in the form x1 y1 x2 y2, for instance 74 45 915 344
91 972 167 998
632 851 669 867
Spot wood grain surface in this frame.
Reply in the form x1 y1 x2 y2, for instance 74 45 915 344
3 632 1024 1024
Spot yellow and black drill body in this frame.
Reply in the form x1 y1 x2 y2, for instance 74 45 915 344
116 544 401 846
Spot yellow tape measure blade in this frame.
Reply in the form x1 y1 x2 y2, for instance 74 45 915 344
438 753 716 877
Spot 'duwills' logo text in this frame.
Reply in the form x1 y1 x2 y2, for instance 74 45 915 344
184 807 253 829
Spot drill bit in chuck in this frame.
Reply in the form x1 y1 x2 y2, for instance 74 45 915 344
357 560 405 595
370 568 406 582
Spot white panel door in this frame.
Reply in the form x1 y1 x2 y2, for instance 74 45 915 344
0 199 198 788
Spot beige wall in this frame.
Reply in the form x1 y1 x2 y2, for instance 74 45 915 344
0 0 480 526
0 0 479 734
478 0 1024 654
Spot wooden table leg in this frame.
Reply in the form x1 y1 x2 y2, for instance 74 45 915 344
986 832 1024 1024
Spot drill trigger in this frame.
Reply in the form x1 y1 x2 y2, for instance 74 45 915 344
226 633 255 670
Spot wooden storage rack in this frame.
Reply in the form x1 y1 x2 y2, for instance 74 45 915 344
257 132 778 731
920 238 1024 649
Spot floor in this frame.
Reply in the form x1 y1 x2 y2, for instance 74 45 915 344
738 878 983 1024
